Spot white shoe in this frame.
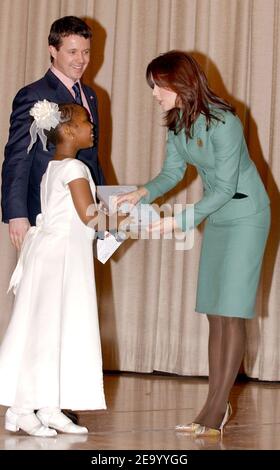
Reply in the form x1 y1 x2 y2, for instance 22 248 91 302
37 409 88 434
5 408 57 437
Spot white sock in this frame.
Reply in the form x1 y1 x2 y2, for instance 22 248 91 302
10 407 33 415
39 407 60 415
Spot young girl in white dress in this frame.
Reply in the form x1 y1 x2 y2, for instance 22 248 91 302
0 100 107 436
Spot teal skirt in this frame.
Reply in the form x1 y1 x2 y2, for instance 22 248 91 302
195 206 271 318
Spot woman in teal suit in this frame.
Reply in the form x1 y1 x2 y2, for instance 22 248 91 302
117 51 270 436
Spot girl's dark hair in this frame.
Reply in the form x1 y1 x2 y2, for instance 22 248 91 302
146 50 235 139
48 16 92 62
45 103 76 146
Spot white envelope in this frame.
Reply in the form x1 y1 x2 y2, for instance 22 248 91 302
94 232 122 264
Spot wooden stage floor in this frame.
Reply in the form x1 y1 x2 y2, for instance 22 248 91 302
0 372 279 450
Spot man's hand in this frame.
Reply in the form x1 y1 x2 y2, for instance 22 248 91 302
9 218 30 250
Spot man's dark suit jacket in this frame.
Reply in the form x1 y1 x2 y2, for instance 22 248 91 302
1 69 105 225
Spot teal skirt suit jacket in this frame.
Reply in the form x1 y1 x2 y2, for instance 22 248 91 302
142 110 270 318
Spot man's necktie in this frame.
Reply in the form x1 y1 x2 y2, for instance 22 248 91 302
72 82 83 106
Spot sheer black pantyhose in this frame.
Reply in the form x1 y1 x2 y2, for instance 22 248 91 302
194 314 246 429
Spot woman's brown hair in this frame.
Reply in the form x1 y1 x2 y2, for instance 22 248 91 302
146 50 235 139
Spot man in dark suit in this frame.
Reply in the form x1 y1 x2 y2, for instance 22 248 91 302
1 16 105 250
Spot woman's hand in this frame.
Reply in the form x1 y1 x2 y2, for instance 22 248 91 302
147 217 178 235
116 186 148 208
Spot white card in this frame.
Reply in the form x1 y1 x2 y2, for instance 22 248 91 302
97 185 137 212
94 232 122 264
97 185 160 230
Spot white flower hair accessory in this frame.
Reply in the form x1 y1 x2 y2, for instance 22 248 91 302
27 99 61 153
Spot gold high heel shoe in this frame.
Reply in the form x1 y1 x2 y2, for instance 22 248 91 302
194 402 232 438
175 422 200 432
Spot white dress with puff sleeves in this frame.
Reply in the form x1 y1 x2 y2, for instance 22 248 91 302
0 158 106 411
